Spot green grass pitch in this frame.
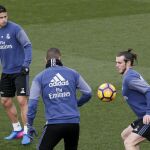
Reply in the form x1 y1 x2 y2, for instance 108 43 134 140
1 0 150 149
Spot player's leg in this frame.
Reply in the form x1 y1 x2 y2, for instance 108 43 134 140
2 98 23 140
1 97 18 123
37 124 62 150
121 125 133 141
15 73 29 144
124 119 150 150
17 96 29 144
121 119 143 141
124 132 145 150
0 73 22 140
63 123 79 150
17 96 28 127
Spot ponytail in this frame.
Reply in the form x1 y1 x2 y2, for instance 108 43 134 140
117 48 138 66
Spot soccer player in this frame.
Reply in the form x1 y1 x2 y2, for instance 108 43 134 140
25 48 92 149
0 5 32 144
116 49 150 150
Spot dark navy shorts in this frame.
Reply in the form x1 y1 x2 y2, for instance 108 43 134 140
0 73 29 97
131 118 150 141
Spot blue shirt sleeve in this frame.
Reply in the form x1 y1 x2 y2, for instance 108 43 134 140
145 92 150 115
128 77 150 94
16 29 32 67
27 77 41 126
128 75 150 115
77 75 92 107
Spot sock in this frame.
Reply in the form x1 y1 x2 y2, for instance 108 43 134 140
23 125 28 134
12 122 22 131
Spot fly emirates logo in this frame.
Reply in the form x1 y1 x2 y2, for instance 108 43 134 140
0 41 12 49
48 73 70 100
0 34 12 49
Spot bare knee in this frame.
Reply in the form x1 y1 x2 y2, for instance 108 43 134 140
19 100 27 108
121 126 133 141
123 133 145 149
121 129 129 141
124 138 135 148
1 98 13 108
17 96 28 108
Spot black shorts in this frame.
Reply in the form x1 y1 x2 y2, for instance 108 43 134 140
0 73 29 97
131 118 150 141
37 123 79 150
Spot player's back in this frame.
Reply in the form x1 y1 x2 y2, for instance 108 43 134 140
36 65 80 124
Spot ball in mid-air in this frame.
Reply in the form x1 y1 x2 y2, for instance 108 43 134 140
97 83 116 102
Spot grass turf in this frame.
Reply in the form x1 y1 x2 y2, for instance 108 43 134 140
0 0 150 149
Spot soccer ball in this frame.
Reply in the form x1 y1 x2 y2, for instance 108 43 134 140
97 83 116 102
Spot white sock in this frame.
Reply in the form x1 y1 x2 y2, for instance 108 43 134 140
23 125 27 134
12 122 22 131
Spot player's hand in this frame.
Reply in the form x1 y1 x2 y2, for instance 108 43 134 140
143 115 150 125
27 124 38 140
20 66 29 75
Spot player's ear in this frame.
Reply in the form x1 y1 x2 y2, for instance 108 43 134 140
126 60 131 67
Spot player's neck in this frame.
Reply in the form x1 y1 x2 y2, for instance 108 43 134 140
123 67 132 75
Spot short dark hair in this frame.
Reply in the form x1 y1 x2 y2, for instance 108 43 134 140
117 48 138 66
46 48 61 61
0 5 7 13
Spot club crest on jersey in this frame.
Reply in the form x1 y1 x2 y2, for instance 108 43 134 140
6 34 10 39
49 73 69 87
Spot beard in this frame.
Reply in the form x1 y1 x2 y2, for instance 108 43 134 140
120 67 127 75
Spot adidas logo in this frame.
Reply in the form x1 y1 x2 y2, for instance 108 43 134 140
20 88 25 94
133 125 139 132
49 73 69 87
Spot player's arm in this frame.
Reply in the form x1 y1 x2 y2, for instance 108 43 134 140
16 29 32 73
27 78 41 126
128 77 150 124
144 90 150 124
77 75 92 107
25 75 42 142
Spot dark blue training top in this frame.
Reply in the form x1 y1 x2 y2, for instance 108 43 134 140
0 21 32 74
122 68 150 118
27 65 92 125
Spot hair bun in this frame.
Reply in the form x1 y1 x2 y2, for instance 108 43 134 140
128 48 133 53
